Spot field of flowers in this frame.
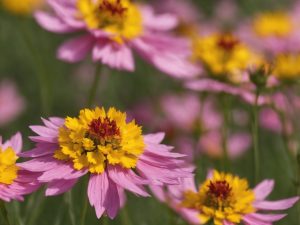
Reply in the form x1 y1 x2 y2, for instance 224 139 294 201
0 0 300 224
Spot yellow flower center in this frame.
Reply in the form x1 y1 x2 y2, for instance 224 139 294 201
181 171 255 225
192 33 262 83
2 0 43 15
54 107 145 174
77 0 143 43
0 147 19 185
253 12 293 38
273 54 300 79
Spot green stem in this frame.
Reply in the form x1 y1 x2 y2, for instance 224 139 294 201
80 178 89 225
221 94 230 171
101 216 109 225
87 65 102 107
65 191 76 225
252 90 260 183
0 201 11 225
121 207 132 225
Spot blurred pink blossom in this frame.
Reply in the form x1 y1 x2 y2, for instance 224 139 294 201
0 80 25 127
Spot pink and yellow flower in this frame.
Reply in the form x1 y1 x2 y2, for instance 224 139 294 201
151 170 299 225
0 133 41 201
19 107 191 219
34 0 199 78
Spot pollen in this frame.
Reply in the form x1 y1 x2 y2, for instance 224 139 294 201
253 12 293 38
77 0 143 43
54 107 145 174
181 171 255 225
0 147 19 185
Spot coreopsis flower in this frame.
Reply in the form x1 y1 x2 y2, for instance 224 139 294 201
1 0 44 15
34 0 200 78
0 80 25 127
0 133 41 201
152 170 299 225
19 107 191 219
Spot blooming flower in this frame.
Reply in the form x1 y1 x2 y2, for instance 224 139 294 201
0 133 41 201
2 0 44 15
0 80 25 127
152 170 299 225
34 0 199 78
19 107 191 219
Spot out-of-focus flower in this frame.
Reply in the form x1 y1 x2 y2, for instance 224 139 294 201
19 107 191 219
0 133 41 201
1 0 44 15
0 80 25 127
192 33 262 83
34 0 200 79
199 131 251 159
240 10 300 55
152 170 299 225
273 54 300 79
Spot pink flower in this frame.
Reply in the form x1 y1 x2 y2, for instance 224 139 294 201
0 80 25 127
34 0 200 79
19 107 191 219
0 133 41 202
151 171 299 225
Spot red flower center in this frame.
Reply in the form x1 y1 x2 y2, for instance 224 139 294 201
88 117 120 140
217 34 240 51
99 0 128 16
208 180 232 200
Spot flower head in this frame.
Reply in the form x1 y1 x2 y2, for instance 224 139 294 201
19 107 191 219
192 33 262 82
155 170 299 225
0 133 41 202
34 0 199 78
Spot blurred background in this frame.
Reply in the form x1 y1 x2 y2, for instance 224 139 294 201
0 0 299 224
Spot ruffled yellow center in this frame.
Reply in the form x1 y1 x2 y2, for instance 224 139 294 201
1 0 43 15
181 171 255 225
253 12 293 37
77 0 143 43
192 33 262 82
273 54 300 79
55 107 145 174
0 147 19 185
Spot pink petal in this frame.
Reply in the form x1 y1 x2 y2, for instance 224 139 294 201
30 125 58 137
108 166 149 197
18 143 57 157
247 213 286 222
254 197 299 210
18 157 60 172
34 11 77 33
242 215 272 225
143 133 165 144
92 40 134 71
57 35 94 63
227 133 251 159
253 180 274 201
104 179 120 219
8 132 22 153
88 173 108 218
46 179 78 196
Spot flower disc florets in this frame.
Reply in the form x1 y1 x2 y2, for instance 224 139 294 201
181 171 255 225
54 107 145 174
0 147 19 185
77 0 143 43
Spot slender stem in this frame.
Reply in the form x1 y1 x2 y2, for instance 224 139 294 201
120 206 132 225
101 216 109 225
0 201 11 225
221 94 230 171
87 65 102 107
252 90 260 183
80 178 89 225
65 191 76 225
